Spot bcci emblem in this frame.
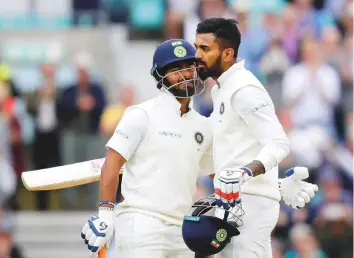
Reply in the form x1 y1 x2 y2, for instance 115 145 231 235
216 229 227 242
220 102 225 115
194 132 204 144
174 46 187 58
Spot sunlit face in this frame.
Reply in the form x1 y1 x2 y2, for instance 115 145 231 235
165 63 195 88
194 33 224 80
163 62 203 98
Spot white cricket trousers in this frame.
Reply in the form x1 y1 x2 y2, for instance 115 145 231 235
216 194 280 258
114 212 194 258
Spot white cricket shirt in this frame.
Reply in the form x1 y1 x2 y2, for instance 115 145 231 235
210 60 290 201
106 94 213 225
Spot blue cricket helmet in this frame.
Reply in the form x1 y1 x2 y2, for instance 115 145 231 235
182 195 243 256
150 39 204 98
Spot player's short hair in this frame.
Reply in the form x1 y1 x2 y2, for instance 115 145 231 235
196 18 241 58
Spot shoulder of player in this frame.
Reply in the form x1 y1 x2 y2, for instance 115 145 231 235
232 69 263 86
189 112 213 136
130 97 157 111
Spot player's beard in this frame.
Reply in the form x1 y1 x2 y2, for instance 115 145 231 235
169 80 196 98
198 54 223 80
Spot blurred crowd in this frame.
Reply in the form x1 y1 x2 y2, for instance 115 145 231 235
0 0 353 258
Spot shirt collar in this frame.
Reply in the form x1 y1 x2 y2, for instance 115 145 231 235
157 93 194 114
216 59 245 86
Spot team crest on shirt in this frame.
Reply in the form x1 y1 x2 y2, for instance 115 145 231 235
194 132 204 144
220 102 225 115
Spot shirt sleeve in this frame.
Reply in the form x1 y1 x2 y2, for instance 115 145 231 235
231 85 290 172
199 142 214 176
105 107 148 161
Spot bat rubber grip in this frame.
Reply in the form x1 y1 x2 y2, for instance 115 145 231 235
98 245 107 258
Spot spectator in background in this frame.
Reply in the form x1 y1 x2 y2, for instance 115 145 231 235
58 53 106 135
233 3 283 77
282 38 340 138
321 27 353 117
321 26 342 70
281 5 301 63
260 34 291 112
291 0 334 39
312 169 353 215
0 63 34 147
232 3 266 75
284 223 326 258
182 0 235 43
164 0 198 39
0 82 16 209
99 85 135 137
0 78 26 211
25 63 61 211
0 209 23 258
57 52 106 210
321 25 351 142
314 203 353 258
338 1 353 39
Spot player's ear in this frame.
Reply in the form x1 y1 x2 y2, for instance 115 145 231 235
222 48 234 62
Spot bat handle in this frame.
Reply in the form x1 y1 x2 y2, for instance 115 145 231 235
98 245 107 258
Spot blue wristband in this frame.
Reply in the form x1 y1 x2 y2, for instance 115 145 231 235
240 167 253 177
99 201 116 208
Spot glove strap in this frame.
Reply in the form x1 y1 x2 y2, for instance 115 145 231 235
99 206 115 212
240 167 253 177
99 201 116 208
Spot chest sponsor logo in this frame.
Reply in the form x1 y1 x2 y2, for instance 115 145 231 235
159 131 182 138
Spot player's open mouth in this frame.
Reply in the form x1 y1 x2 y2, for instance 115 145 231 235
184 82 194 88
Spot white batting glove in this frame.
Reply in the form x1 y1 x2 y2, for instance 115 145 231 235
278 167 319 209
214 167 253 209
81 206 115 255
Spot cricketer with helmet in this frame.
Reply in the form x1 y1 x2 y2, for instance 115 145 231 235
81 39 215 258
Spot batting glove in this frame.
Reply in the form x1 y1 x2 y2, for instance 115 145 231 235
278 167 319 209
81 205 115 255
214 167 253 209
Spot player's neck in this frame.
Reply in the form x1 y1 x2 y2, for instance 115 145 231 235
222 61 236 74
177 98 191 116
214 61 235 81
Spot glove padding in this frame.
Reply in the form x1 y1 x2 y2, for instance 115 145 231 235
81 208 115 255
214 167 252 209
278 167 319 209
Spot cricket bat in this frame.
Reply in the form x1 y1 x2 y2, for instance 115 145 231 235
21 158 123 191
